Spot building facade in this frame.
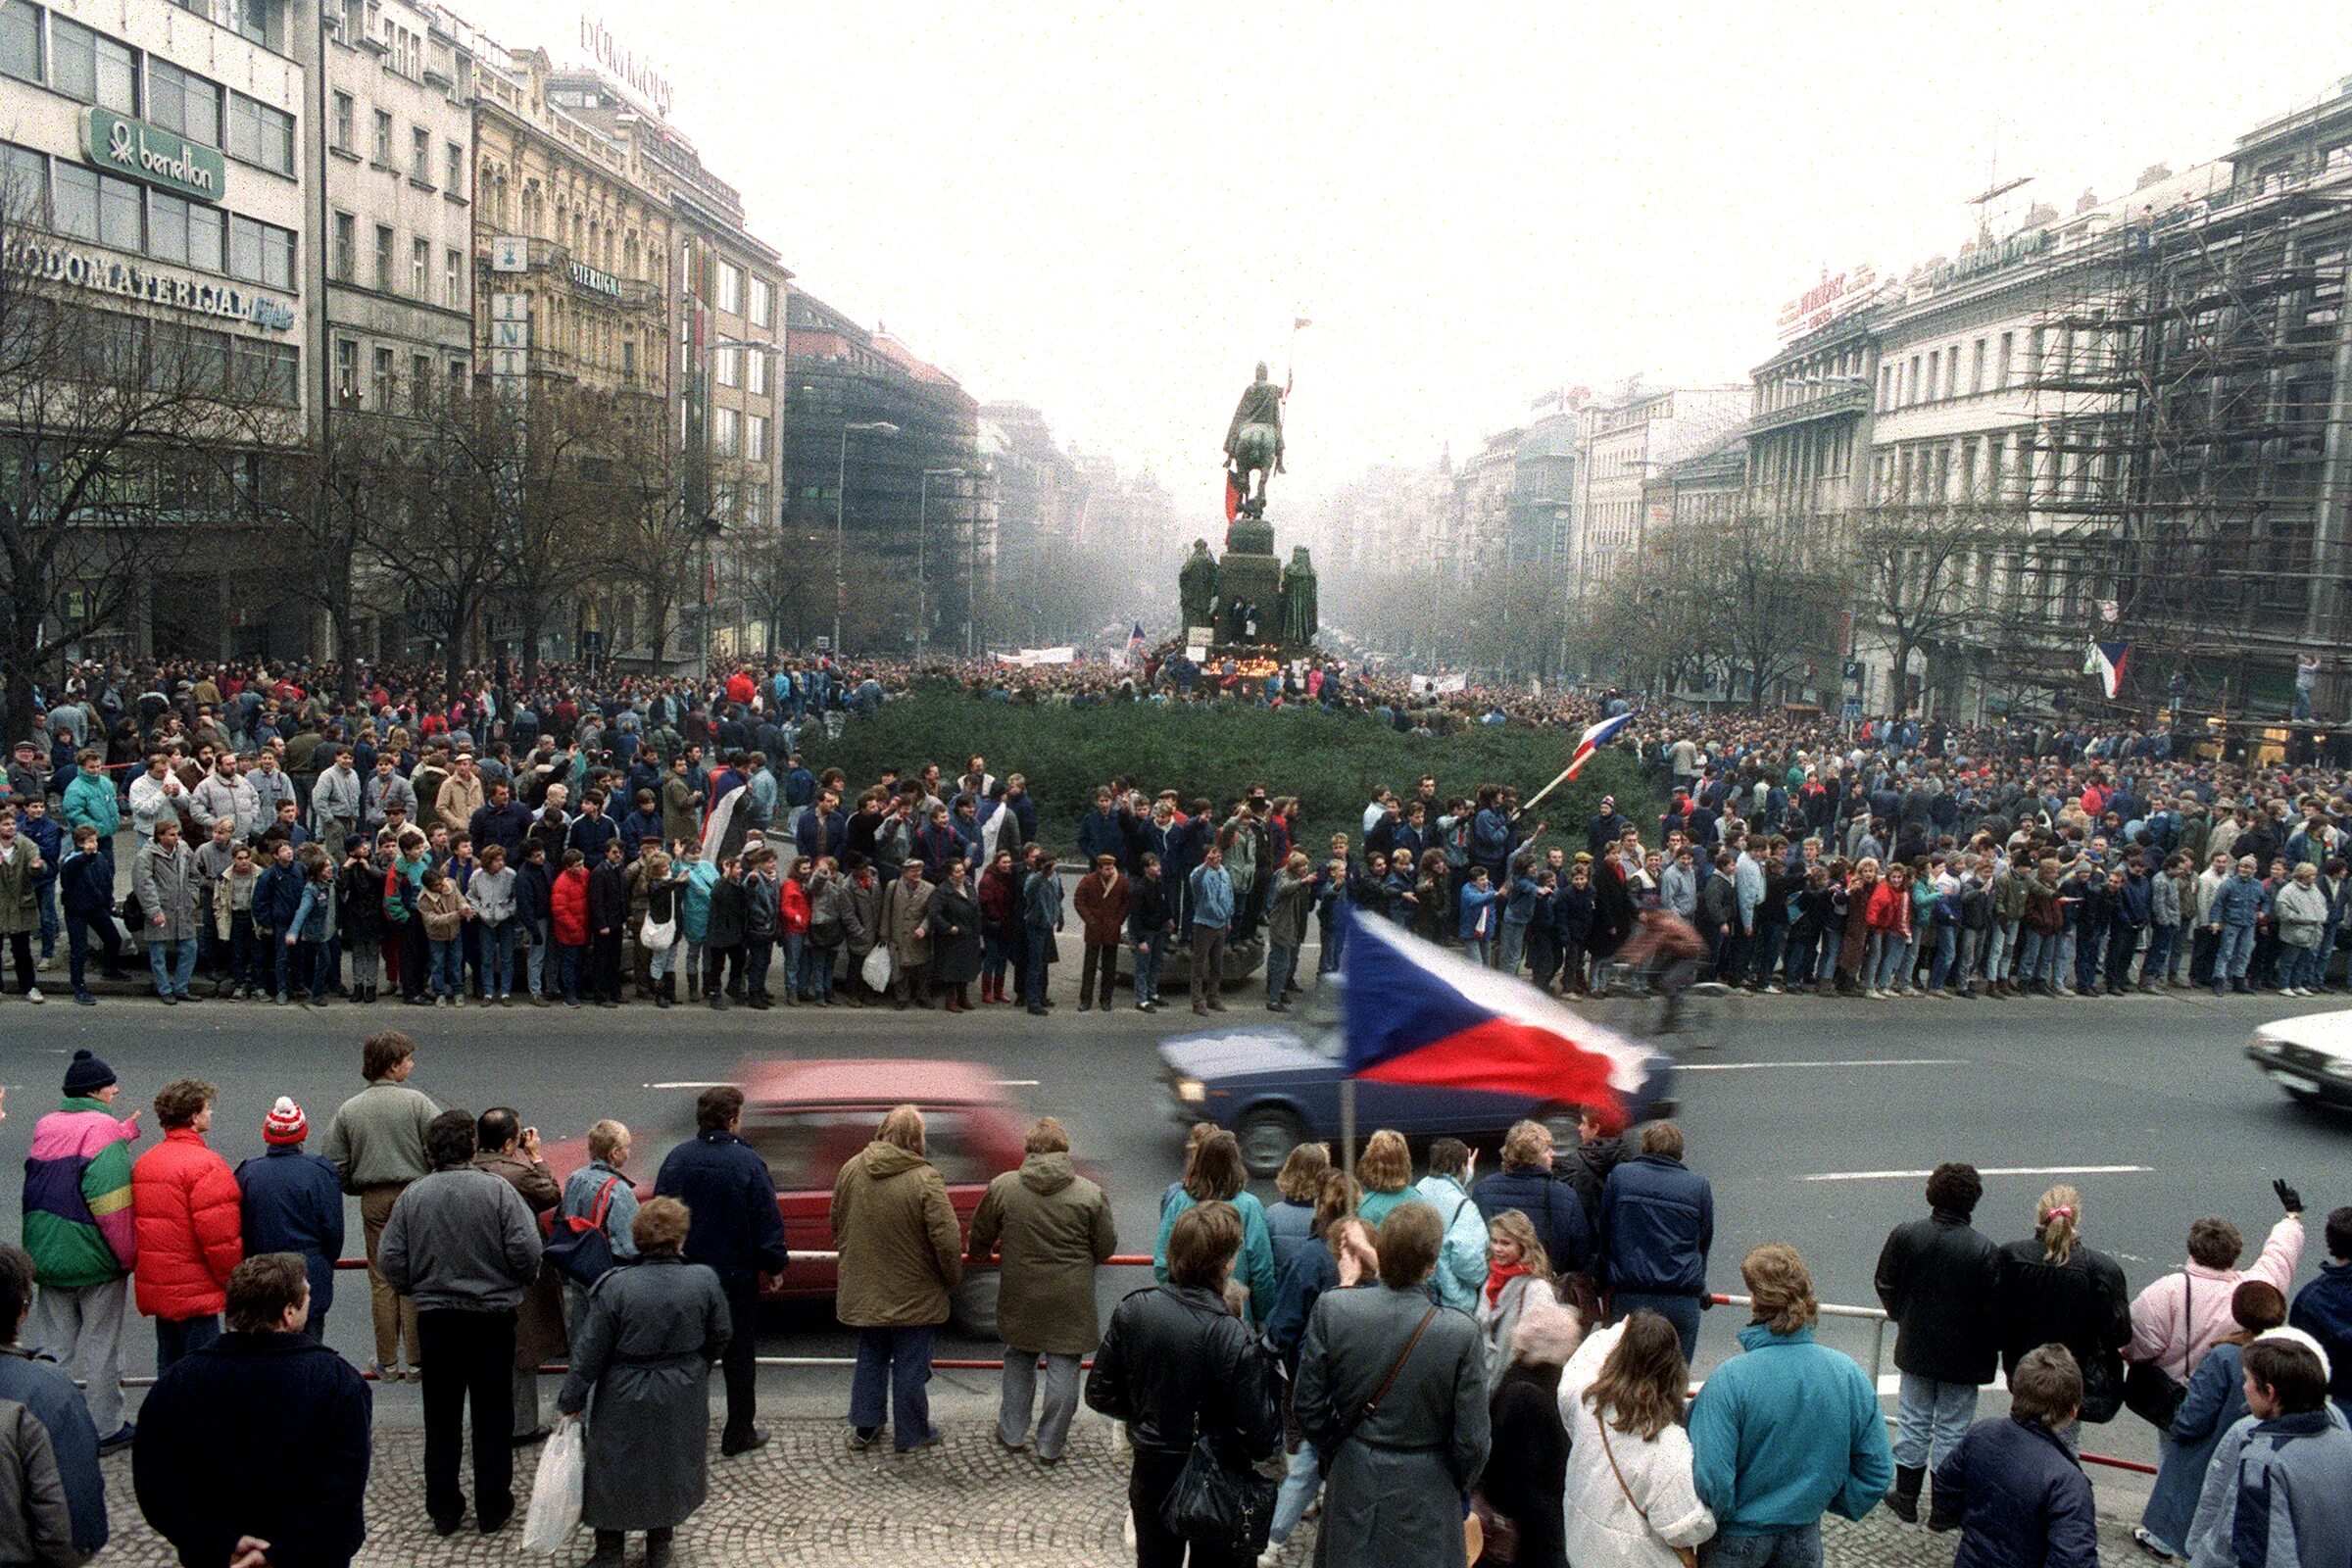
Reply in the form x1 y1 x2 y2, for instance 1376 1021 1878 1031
784 287 985 656
2 0 315 657
1572 382 1746 595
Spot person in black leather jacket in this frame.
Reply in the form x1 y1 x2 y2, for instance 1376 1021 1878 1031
1873 1161 2001 1523
1085 1201 1281 1568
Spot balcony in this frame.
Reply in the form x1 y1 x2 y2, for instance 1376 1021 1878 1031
1746 383 1872 436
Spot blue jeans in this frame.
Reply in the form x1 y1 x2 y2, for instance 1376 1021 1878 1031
1131 939 1160 1004
559 942 586 1001
284 939 327 1001
1613 1291 1701 1362
1269 1440 1322 1544
2215 924 2255 985
1701 1523 1822 1568
148 935 198 998
1930 923 1958 990
981 934 1010 984
806 942 837 1001
2285 943 2324 990
2018 928 2051 985
1892 1373 1978 1470
429 938 463 998
1499 919 1528 975
524 918 549 995
1267 942 1298 1004
2144 923 2176 984
780 932 805 995
1023 937 1052 1004
849 1325 935 1447
156 1313 220 1371
478 918 516 998
34 880 57 957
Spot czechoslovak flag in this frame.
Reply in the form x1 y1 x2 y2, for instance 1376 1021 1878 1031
1565 710 1638 780
2084 641 2130 700
1339 906 1672 1133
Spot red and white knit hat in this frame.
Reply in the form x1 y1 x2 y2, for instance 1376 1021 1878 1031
263 1097 309 1146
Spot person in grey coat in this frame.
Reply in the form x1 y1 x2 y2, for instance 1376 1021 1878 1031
557 1198 730 1568
1298 1202 1492 1568
376 1110 544 1537
2181 1336 2352 1568
132 818 202 1001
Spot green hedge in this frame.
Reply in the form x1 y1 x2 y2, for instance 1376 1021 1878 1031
797 687 1663 857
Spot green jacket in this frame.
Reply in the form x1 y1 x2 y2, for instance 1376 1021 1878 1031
24 1098 141 1288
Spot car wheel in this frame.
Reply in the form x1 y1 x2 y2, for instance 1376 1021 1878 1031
951 1272 1000 1341
1235 1106 1306 1178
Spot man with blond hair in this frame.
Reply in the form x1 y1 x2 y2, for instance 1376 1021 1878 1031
1689 1244 1893 1566
830 1105 961 1453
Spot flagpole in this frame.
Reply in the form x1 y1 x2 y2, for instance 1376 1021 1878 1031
1340 1076 1356 1184
1521 760 1579 815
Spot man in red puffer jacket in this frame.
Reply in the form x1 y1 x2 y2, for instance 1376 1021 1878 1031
131 1080 244 1370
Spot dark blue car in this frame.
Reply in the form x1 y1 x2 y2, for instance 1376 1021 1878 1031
1159 981 1678 1176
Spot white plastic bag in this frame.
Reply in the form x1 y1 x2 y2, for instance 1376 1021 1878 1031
521 1418 585 1553
861 946 894 991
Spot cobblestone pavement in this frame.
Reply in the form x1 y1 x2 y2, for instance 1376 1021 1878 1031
97 1412 2147 1566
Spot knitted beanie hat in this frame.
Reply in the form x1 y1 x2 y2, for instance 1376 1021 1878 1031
262 1096 309 1146
62 1050 116 1097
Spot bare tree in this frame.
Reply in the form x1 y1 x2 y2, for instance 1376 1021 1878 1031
596 407 709 676
1850 504 2009 713
1671 513 1847 711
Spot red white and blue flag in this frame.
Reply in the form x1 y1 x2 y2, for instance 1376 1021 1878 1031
1339 906 1670 1132
1127 621 1149 665
2084 641 2130 700
1565 710 1638 780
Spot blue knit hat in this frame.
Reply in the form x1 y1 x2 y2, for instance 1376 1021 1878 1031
62 1050 115 1097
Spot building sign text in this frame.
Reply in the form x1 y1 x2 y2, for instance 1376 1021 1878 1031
3 237 292 329
84 109 225 204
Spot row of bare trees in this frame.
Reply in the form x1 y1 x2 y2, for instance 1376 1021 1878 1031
1 202 715 741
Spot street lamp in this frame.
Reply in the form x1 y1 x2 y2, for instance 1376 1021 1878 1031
834 420 900 657
965 463 995 658
917 466 967 660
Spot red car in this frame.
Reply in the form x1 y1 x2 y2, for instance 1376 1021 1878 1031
551 1057 1032 1335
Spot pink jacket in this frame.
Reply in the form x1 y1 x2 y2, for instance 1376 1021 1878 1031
2124 1214 2303 1382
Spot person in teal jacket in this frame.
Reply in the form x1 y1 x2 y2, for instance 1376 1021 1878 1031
1150 1130 1277 1324
1690 1244 1893 1563
676 847 718 1001
61 756 122 874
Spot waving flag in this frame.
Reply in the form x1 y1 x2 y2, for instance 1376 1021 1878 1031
2084 641 2130 700
1565 710 1638 780
1127 620 1149 665
1339 906 1671 1133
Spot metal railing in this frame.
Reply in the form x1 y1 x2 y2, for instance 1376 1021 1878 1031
291 1253 2157 1476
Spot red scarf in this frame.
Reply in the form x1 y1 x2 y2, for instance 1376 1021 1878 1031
1485 1260 1529 1307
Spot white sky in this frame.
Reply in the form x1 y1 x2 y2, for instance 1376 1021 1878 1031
468 0 2352 513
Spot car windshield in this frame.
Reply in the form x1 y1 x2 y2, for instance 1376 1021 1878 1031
741 1105 990 1189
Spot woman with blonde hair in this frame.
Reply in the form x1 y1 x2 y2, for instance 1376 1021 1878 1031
1557 1310 1714 1567
1354 1129 1426 1227
1477 1209 1553 1384
1265 1142 1331 1275
1993 1185 2132 1427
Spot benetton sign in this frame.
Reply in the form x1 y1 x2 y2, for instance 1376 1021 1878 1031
84 108 225 204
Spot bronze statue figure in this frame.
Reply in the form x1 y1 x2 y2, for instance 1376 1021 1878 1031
1280 546 1318 646
1179 540 1219 633
1223 361 1285 520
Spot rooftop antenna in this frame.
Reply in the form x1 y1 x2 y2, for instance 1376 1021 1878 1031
1969 117 2032 241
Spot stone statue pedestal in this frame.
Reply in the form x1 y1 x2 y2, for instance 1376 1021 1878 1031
1214 516 1284 649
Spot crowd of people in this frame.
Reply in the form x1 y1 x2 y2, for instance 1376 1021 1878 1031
0 1026 2346 1567
10 652 2352 1021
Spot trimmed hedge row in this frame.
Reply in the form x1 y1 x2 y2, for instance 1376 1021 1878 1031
797 687 1662 858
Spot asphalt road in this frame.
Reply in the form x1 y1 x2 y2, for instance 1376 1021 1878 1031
1 974 2345 1486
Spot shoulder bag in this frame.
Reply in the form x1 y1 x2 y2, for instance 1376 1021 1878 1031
545 1175 622 1287
640 904 677 953
1596 1414 1699 1568
1158 1314 1281 1559
1315 1303 1440 1479
2123 1273 2192 1428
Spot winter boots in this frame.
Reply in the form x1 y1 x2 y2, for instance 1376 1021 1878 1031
1886 1463 1926 1524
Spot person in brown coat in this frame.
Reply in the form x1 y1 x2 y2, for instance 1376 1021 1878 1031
829 1105 961 1453
878 861 935 1009
1070 857 1132 1012
471 1107 563 1446
965 1117 1115 1462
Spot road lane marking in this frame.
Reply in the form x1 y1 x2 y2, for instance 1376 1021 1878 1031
1801 1163 2152 1183
1679 1057 1968 1072
992 1079 1041 1087
645 1080 733 1090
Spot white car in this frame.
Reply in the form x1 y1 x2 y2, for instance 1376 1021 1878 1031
2246 1009 2352 1108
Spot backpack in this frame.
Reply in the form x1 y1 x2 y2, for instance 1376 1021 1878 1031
546 1175 622 1286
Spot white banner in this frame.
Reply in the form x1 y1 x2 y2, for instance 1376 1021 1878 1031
1004 646 1076 667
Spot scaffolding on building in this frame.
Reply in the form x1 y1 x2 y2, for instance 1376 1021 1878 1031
2020 130 2352 721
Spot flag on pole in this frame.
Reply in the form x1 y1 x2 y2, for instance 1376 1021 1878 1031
1338 906 1671 1133
2083 641 2130 700
1564 710 1638 780
1127 620 1148 665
